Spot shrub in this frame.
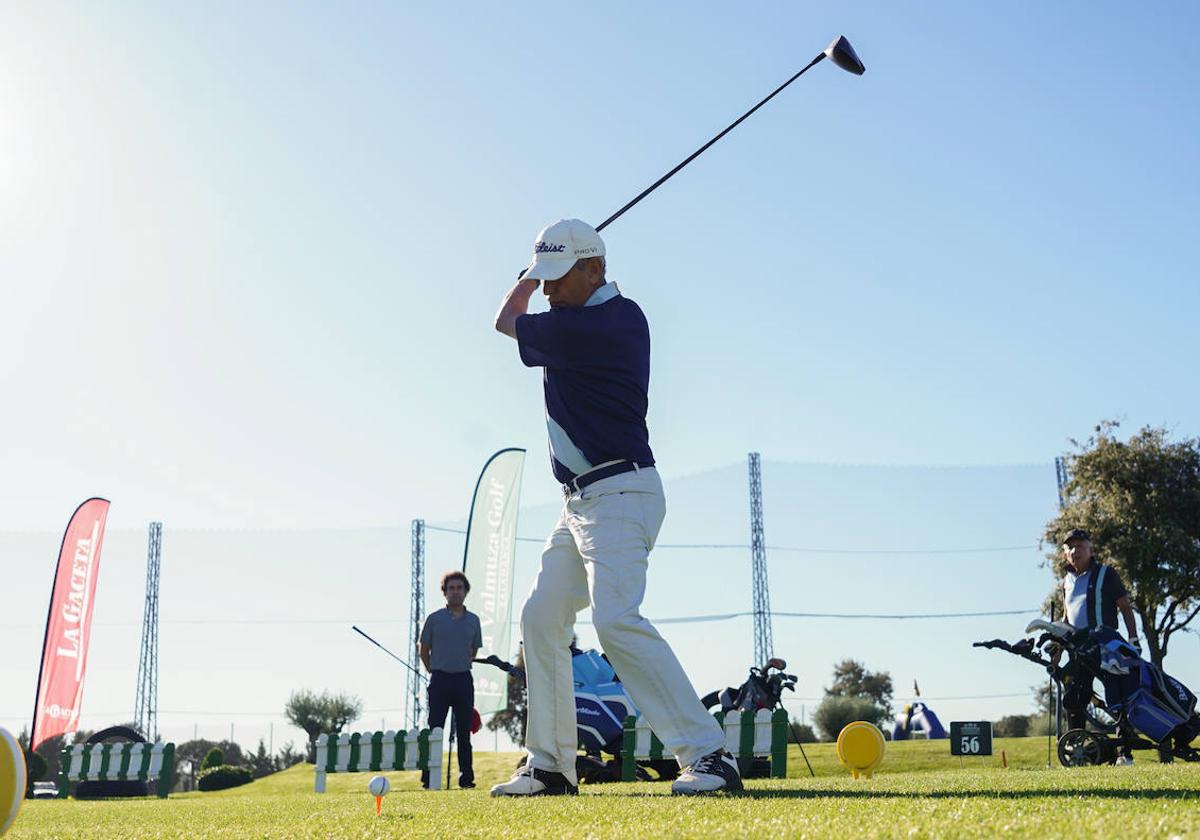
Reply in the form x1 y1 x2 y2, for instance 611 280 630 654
201 748 225 771
813 695 887 741
788 721 818 743
1027 713 1053 737
197 764 254 792
993 714 1031 738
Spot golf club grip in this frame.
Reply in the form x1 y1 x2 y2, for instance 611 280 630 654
595 51 826 232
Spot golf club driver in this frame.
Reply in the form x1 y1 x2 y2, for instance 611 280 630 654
352 625 427 681
594 35 865 232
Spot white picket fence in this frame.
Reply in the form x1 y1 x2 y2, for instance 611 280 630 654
622 709 788 780
60 741 176 798
314 728 443 792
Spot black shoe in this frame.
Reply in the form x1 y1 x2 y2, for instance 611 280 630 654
458 778 476 789
671 750 744 795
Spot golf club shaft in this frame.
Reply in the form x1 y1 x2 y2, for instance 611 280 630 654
776 698 816 777
594 51 827 232
352 625 427 681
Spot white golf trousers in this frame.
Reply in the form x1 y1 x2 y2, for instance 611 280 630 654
520 466 724 783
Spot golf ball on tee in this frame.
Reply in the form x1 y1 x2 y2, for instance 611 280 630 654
368 775 390 797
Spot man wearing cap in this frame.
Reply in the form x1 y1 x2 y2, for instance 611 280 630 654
1055 528 1141 762
489 219 739 796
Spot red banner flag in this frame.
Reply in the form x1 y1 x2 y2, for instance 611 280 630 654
31 498 110 749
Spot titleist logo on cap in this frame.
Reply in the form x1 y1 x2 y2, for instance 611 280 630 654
535 242 566 253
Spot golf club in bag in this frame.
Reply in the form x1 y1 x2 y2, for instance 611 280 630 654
701 657 815 777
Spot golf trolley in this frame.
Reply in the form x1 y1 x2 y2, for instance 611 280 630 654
975 619 1200 766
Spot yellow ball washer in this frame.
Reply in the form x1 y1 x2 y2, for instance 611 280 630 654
1 726 27 837
836 721 885 779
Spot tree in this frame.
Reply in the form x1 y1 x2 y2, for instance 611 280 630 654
992 715 1030 738
485 645 527 747
246 739 277 778
277 741 303 770
175 740 245 790
814 659 893 739
1046 422 1200 667
788 720 817 743
284 689 362 760
22 749 47 798
1021 677 1061 738
16 729 51 785
826 659 894 715
201 748 225 771
219 740 244 766
813 696 886 741
33 735 67 782
1032 682 1054 718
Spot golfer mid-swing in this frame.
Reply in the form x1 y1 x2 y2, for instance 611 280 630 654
491 218 740 796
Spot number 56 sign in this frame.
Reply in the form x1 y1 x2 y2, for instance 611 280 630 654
950 721 993 756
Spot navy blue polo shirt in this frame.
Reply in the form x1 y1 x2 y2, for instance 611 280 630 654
515 284 655 484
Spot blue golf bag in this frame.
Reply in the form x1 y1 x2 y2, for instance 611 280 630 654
475 648 680 782
1091 627 1200 746
572 648 638 754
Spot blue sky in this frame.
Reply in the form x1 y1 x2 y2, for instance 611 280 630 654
2 2 1198 751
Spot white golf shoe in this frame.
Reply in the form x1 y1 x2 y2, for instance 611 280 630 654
671 750 743 795
489 763 578 797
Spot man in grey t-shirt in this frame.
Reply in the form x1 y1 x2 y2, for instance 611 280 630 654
419 571 483 787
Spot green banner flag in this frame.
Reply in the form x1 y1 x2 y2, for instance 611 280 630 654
462 448 525 714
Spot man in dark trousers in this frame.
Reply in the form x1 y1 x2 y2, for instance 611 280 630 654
420 570 482 787
490 218 739 797
1056 528 1141 763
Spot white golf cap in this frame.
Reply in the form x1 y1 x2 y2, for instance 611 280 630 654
519 218 605 282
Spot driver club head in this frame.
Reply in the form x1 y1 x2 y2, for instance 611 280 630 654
824 35 866 75
766 657 787 671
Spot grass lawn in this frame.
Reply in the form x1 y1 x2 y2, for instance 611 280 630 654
11 738 1200 839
